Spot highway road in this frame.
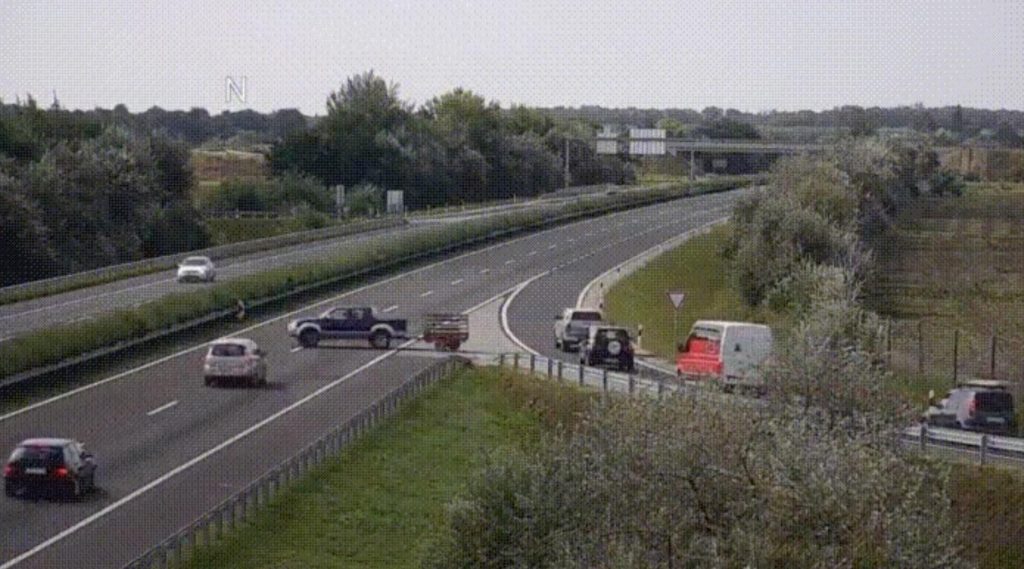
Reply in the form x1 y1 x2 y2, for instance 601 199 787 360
0 184 635 340
0 188 748 567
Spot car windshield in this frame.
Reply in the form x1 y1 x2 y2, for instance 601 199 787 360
211 344 247 357
600 330 628 341
9 445 64 466
976 392 1014 413
572 312 602 321
182 258 208 266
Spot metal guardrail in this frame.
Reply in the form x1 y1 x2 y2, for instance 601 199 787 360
902 424 1024 465
1 188 699 388
121 357 467 569
0 218 406 302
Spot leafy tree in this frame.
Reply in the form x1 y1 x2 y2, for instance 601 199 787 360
693 118 760 140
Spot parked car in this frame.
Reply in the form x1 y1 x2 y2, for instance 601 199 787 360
675 320 772 387
203 338 268 387
922 380 1017 435
580 325 636 372
553 308 604 352
4 438 97 498
287 306 408 349
177 256 216 283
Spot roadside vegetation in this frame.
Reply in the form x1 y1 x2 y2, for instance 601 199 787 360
0 178 748 381
184 366 593 569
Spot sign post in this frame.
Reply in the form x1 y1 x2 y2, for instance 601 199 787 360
667 291 686 347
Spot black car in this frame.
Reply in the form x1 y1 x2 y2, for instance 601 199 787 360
580 326 636 372
4 438 97 498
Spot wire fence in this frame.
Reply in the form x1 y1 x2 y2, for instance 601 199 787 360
121 356 466 569
885 318 1024 388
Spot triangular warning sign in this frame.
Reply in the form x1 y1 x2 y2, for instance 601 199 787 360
668 291 686 309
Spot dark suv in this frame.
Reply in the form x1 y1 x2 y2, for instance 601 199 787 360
922 381 1017 435
580 326 636 372
4 438 97 498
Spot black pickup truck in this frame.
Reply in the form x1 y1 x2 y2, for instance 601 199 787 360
287 306 408 349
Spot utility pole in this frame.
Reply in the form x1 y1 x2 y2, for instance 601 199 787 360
564 138 571 188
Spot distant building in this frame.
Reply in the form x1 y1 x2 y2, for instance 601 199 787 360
629 128 666 155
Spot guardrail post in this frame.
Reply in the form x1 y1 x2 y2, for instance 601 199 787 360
920 423 928 452
530 354 536 373
547 358 553 379
980 434 989 465
628 374 635 395
657 377 665 399
579 364 585 386
557 361 563 382
513 353 520 370
602 370 609 394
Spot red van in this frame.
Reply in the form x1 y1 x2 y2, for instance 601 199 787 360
676 321 772 387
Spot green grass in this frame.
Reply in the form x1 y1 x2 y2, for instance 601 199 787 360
950 464 1024 569
604 224 764 359
1 181 741 380
185 366 592 569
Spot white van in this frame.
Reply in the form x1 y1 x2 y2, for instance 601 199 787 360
675 320 772 387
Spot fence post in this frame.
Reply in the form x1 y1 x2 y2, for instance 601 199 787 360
920 423 928 452
499 353 506 367
530 354 536 373
990 333 997 379
886 318 893 368
980 434 989 465
513 353 520 370
557 361 564 382
602 369 609 394
578 363 585 386
628 374 635 395
953 329 959 387
917 320 924 375
547 358 553 379
658 377 665 399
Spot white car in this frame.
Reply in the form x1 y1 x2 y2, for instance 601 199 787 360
177 256 216 283
203 338 268 387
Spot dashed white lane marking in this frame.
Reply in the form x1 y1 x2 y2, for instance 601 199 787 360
527 250 537 256
505 259 515 265
479 268 490 275
548 244 557 250
290 346 304 353
419 290 434 298
450 279 464 286
146 400 179 417
382 304 399 313
567 238 576 243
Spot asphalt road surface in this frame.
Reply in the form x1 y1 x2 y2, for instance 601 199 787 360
0 188 747 568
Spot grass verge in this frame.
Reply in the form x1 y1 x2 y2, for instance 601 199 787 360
604 223 766 359
184 365 592 569
951 464 1024 569
0 178 752 382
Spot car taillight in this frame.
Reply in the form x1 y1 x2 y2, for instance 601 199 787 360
53 467 69 478
2 464 15 477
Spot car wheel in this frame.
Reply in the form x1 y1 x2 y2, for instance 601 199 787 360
299 329 320 348
370 330 391 350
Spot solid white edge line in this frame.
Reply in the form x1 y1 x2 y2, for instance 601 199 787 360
0 199 652 425
498 274 545 357
0 272 568 569
145 400 179 417
0 344 413 569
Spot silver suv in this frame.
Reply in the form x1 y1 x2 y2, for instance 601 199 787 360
203 338 268 387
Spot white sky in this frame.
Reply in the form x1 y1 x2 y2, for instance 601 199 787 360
1 0 1022 114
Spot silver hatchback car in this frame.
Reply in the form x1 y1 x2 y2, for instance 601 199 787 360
203 338 268 387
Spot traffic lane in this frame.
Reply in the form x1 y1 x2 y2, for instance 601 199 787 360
0 189 743 562
0 188 742 336
505 211 734 362
0 222 425 337
9 353 438 569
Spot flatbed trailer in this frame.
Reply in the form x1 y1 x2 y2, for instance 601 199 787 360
423 313 469 351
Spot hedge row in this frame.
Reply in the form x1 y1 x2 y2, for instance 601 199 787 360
0 176 757 381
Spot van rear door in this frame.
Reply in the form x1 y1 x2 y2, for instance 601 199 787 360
676 325 723 378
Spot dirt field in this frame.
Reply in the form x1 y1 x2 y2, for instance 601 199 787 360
191 149 269 182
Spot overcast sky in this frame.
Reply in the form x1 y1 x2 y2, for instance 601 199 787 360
2 0 1022 115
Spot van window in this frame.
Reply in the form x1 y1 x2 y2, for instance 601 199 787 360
683 327 721 354
976 392 1013 413
211 344 247 357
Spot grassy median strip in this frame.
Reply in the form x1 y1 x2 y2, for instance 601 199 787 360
0 178 755 382
184 366 592 569
604 223 765 359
